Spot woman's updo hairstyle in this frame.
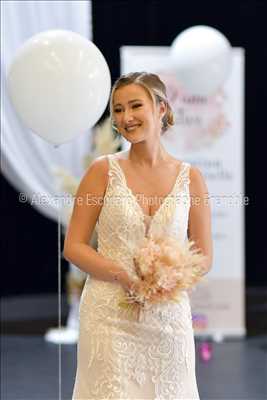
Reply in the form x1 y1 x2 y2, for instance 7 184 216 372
110 72 175 134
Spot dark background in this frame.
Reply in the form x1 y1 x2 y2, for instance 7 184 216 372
2 0 267 297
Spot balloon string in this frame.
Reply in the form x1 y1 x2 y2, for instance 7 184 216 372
57 204 62 400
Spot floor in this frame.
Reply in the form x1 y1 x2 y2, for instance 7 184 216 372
1 291 267 400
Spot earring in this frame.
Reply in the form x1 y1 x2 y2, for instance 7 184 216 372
111 120 120 135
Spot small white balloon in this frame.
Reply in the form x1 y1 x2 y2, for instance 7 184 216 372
7 30 111 144
170 25 232 96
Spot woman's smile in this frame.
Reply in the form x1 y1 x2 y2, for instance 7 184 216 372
125 123 142 132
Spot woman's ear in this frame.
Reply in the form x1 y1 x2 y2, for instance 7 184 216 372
159 100 167 120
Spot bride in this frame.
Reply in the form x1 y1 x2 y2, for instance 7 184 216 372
64 71 213 400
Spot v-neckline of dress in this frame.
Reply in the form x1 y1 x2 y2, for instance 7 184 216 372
111 156 185 225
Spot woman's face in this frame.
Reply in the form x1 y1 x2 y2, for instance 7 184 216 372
112 83 165 143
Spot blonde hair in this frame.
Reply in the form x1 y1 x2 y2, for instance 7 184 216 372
110 72 175 134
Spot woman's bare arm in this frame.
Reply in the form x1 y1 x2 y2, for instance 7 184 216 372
63 156 132 289
188 166 213 275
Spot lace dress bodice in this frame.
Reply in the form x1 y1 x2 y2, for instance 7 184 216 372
95 154 191 281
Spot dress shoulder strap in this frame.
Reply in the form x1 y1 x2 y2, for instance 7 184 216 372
106 154 125 186
181 162 191 184
174 161 191 196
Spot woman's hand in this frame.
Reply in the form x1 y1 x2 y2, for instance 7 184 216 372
115 268 136 292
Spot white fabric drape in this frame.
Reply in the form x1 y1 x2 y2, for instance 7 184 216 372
1 0 93 222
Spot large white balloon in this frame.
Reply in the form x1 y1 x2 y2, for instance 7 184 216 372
7 30 111 145
170 25 232 96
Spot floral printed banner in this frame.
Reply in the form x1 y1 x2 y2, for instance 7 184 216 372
120 46 245 338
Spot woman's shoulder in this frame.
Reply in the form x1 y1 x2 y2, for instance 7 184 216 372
170 156 202 176
91 151 127 170
86 151 127 178
168 155 189 170
87 154 109 171
169 156 206 187
187 164 209 195
81 155 110 186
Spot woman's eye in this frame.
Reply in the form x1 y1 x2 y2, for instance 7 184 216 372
114 109 121 113
132 104 142 109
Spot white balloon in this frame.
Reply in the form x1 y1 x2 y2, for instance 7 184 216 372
7 30 111 145
170 25 232 96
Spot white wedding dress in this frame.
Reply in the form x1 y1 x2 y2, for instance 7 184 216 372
72 153 200 400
